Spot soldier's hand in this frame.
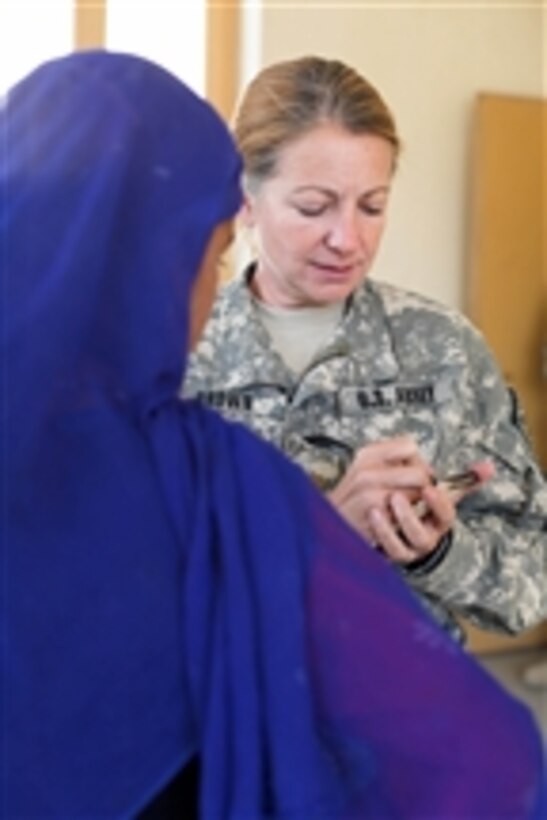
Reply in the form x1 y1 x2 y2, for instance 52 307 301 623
367 460 495 564
327 436 433 543
367 483 456 563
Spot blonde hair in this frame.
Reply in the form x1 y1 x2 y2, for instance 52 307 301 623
233 56 400 188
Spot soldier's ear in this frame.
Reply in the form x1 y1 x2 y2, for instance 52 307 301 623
240 193 257 229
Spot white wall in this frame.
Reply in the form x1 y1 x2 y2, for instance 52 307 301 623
252 1 543 310
106 1 206 94
0 0 73 96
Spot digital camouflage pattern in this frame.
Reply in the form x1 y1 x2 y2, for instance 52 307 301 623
186 270 547 640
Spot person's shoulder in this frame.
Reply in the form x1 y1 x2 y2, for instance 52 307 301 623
366 279 460 321
358 280 493 376
364 279 478 337
186 271 252 386
195 272 250 349
209 271 248 321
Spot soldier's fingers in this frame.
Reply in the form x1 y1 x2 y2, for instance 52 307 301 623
420 485 456 531
352 436 424 468
389 492 446 557
368 507 418 564
340 465 433 502
329 492 386 546
329 485 389 522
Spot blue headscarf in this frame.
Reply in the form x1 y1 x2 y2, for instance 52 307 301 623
2 51 545 818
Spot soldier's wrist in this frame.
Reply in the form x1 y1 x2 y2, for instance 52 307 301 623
403 530 454 577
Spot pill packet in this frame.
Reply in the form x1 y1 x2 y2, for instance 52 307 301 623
413 469 482 518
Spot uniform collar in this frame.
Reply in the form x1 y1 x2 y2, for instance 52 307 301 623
223 270 400 388
313 280 400 383
219 265 297 387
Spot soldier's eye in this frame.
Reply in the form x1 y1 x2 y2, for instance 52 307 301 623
296 203 329 217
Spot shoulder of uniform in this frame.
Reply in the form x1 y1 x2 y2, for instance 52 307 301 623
189 272 252 368
366 279 453 316
202 272 247 327
214 272 246 308
365 279 474 332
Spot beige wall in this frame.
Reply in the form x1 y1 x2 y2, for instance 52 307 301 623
251 1 543 310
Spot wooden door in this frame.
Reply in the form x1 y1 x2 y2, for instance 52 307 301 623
466 94 546 655
468 93 546 468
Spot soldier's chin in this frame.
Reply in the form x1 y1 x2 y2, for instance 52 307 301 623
310 279 361 305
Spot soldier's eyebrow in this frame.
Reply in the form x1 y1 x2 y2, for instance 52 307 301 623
292 186 336 199
362 185 390 198
292 184 390 198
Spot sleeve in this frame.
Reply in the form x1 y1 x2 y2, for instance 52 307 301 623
406 319 547 634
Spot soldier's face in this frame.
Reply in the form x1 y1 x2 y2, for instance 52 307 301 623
244 122 394 307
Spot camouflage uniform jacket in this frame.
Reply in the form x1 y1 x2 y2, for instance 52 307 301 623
186 269 547 638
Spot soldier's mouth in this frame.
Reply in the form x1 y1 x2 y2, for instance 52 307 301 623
311 261 362 276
